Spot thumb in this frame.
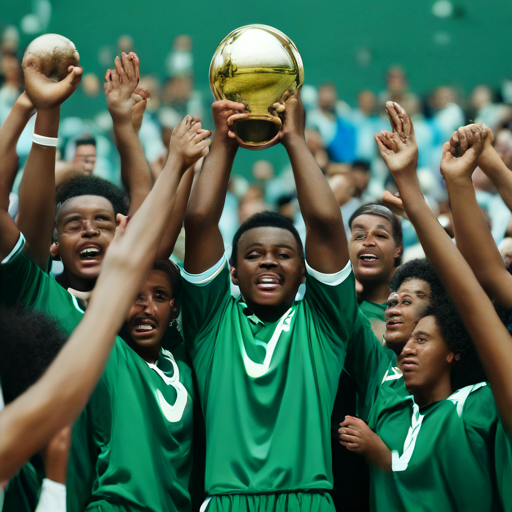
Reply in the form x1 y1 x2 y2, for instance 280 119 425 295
64 65 83 87
114 214 129 239
464 127 483 163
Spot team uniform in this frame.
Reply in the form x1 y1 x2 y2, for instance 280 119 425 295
359 299 386 341
67 341 195 512
0 234 196 511
181 256 358 512
344 309 511 512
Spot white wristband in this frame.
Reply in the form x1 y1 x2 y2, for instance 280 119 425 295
33 133 58 147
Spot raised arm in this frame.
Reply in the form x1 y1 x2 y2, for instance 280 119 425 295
376 102 512 434
0 113 210 481
442 125 512 309
0 93 35 259
281 94 347 272
453 127 512 214
108 53 153 215
184 100 246 273
16 61 82 270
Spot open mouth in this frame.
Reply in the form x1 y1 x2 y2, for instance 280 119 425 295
255 275 281 291
386 319 403 329
132 318 157 335
358 252 378 263
78 246 102 260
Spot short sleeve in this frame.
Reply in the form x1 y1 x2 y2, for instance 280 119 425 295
344 309 396 421
1 233 48 307
304 260 358 351
495 419 512 511
180 256 231 357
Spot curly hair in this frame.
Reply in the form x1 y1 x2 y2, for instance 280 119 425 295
0 304 67 404
424 296 486 387
56 175 129 218
390 258 445 300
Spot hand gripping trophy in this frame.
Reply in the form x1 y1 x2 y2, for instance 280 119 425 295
209 25 304 150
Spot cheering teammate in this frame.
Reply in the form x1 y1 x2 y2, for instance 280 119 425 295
181 94 357 511
337 102 511 512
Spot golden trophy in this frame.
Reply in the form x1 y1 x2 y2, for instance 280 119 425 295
209 25 303 150
22 34 80 81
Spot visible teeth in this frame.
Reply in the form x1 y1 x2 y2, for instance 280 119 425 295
136 324 153 331
259 278 278 283
80 247 100 255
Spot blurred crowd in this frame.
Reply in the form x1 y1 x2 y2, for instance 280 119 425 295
2 28 512 264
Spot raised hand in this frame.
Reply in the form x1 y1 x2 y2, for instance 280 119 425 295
208 100 247 142
131 86 150 134
169 115 211 169
23 62 82 110
104 52 140 123
338 415 391 471
449 123 493 158
382 190 408 220
441 125 485 182
375 101 418 175
279 93 306 147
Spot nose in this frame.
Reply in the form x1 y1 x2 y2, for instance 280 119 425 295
82 219 100 237
401 339 416 356
260 251 277 268
385 304 401 319
362 236 376 247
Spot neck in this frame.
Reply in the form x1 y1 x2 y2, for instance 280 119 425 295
412 375 453 407
358 277 391 304
68 271 97 292
126 338 161 365
244 299 292 324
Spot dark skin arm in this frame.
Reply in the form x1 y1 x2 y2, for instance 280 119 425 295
16 62 82 270
280 94 348 272
106 52 153 216
0 115 210 482
376 101 512 435
338 415 391 471
443 125 512 310
184 100 246 273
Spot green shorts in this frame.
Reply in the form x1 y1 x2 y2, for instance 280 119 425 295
202 491 335 512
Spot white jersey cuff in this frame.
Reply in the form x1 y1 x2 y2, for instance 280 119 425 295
181 255 227 286
35 479 66 512
305 259 352 286
2 232 25 264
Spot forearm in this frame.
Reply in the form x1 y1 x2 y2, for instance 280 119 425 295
284 135 347 271
185 134 236 225
446 176 512 308
0 101 35 211
156 165 194 260
17 108 60 269
395 172 512 432
366 438 392 472
113 117 153 215
478 148 512 212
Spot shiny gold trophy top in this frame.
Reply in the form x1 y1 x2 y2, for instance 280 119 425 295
209 25 304 150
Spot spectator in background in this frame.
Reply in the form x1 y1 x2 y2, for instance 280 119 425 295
470 84 512 133
55 134 97 189
428 86 464 141
0 53 22 124
165 35 193 77
307 82 356 163
350 160 372 201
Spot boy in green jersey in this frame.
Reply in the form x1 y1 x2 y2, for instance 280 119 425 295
182 95 357 511
336 103 512 511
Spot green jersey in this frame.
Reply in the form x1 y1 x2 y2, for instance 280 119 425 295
359 300 386 342
67 341 195 512
181 257 358 502
345 310 511 512
2 461 42 512
0 234 86 332
0 235 196 510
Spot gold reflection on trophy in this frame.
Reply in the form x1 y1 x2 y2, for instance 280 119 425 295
210 25 304 150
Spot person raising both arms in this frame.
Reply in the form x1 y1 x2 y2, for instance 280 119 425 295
181 94 358 512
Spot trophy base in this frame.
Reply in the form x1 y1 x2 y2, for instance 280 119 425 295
234 118 282 151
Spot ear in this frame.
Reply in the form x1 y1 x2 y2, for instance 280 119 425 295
49 242 61 261
230 266 239 286
446 352 460 364
169 297 179 320
394 244 403 260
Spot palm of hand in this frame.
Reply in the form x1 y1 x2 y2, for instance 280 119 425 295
378 132 418 174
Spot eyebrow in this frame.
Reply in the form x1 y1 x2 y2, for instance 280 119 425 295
352 223 391 233
245 242 296 251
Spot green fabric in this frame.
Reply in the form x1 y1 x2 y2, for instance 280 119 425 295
181 260 357 502
345 311 510 512
204 491 334 512
2 462 42 512
67 341 195 512
0 234 86 333
359 299 386 342
0 235 196 511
